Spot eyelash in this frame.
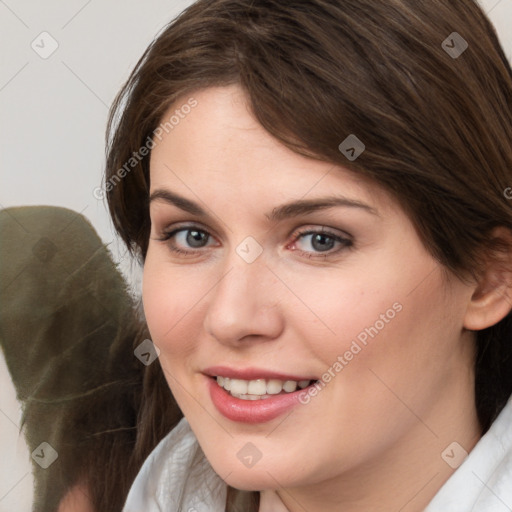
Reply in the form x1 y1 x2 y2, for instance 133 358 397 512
156 224 353 259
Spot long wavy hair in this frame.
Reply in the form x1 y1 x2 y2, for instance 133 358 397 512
103 1 512 510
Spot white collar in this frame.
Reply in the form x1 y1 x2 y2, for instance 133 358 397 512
425 393 512 511
123 394 512 512
122 417 226 511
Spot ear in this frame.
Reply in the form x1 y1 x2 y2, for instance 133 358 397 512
464 226 512 331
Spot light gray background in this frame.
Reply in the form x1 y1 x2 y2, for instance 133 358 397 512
0 1 511 510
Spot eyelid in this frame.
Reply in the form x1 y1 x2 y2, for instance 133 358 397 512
289 225 352 242
156 220 218 240
157 222 220 246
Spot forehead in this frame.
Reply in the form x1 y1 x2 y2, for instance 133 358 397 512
149 85 397 217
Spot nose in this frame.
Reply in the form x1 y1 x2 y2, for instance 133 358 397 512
203 253 284 347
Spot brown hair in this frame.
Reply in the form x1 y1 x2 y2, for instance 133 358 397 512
104 1 512 510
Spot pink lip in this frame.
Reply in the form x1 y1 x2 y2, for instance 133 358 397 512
206 375 317 424
203 365 316 382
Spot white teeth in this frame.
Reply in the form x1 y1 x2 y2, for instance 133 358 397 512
215 376 313 400
283 380 298 392
247 379 267 395
230 379 248 395
266 379 283 395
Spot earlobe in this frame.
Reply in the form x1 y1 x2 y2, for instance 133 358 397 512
463 227 512 331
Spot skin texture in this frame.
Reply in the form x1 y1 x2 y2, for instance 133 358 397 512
142 84 512 512
57 484 95 512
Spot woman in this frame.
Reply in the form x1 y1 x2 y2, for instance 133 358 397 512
103 0 512 510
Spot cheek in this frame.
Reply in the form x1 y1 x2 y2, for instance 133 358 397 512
276 261 404 365
142 255 207 356
327 268 463 420
287 255 456 391
141 257 210 413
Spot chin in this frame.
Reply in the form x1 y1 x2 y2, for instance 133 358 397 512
220 468 282 491
204 449 306 491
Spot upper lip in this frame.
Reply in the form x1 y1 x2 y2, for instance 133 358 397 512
203 366 317 381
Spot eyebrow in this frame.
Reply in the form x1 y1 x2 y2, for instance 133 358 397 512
149 188 380 221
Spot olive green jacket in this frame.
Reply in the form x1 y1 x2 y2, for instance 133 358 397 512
0 206 145 512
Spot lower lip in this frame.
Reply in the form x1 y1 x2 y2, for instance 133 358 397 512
207 377 310 423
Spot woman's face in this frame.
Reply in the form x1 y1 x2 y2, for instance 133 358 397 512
143 84 477 496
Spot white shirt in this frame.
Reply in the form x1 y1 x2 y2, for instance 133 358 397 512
123 394 512 511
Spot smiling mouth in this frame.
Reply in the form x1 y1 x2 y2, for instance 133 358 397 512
214 376 318 400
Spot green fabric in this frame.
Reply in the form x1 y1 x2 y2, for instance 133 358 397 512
0 206 143 512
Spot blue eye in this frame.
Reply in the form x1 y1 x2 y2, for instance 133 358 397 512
291 228 353 257
174 228 210 248
158 226 215 255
